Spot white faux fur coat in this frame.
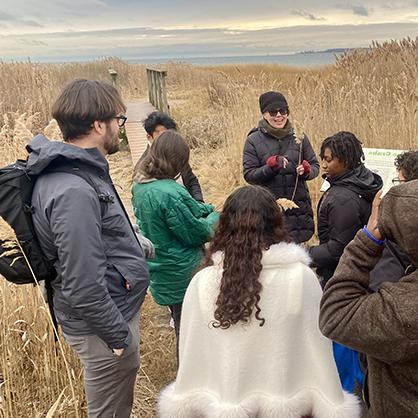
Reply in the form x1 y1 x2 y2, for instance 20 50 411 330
158 242 361 418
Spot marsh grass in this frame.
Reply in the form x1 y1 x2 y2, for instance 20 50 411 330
1 37 417 416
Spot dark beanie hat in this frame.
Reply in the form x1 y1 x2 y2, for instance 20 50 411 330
259 91 288 113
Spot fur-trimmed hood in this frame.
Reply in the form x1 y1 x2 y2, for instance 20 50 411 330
211 241 311 269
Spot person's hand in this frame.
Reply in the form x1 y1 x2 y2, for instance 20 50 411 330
132 224 155 259
366 190 383 240
296 160 311 176
266 155 288 172
113 348 124 357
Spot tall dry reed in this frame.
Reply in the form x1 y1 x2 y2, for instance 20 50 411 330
0 37 417 416
174 39 418 208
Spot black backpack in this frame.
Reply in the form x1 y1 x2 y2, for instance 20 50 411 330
0 158 110 285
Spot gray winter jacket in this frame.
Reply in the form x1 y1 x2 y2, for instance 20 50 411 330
29 135 149 349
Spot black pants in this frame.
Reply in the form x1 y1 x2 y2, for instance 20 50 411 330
168 303 182 366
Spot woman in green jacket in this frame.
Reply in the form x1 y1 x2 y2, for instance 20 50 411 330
132 130 218 360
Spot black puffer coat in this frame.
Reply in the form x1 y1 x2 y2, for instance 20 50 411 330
310 165 382 285
243 127 319 243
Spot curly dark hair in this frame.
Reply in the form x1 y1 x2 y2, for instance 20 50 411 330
394 150 418 181
320 131 364 170
202 185 290 329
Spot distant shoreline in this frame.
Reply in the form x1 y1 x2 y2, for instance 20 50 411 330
2 48 366 67
126 51 348 67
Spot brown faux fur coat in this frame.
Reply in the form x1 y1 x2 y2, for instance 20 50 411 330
319 180 418 418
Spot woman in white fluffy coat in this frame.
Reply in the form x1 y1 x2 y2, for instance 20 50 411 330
158 185 360 418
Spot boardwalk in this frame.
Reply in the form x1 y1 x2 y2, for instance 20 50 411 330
125 100 156 166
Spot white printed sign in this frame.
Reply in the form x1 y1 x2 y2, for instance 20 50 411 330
363 148 404 195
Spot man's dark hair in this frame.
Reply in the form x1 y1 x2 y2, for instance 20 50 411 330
142 111 177 135
320 131 364 170
52 79 126 141
394 150 418 181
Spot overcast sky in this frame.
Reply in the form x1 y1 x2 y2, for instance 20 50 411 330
1 0 418 61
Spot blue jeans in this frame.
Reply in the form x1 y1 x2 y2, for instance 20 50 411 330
333 341 364 393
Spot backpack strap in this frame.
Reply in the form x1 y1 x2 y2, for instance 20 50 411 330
44 166 113 217
38 165 115 338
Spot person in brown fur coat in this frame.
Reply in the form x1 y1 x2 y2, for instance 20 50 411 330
319 179 418 418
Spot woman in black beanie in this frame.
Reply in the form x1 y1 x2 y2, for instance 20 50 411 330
243 91 319 243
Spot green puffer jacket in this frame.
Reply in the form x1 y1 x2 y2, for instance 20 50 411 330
132 179 219 305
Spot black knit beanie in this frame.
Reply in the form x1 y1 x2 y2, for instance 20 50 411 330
259 91 288 113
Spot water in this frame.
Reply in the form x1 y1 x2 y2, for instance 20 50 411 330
4 50 343 67
127 51 344 67
5 51 345 67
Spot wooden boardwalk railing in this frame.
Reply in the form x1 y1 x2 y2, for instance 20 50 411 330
146 68 169 114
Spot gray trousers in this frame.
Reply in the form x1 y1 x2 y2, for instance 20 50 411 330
168 303 182 367
63 313 140 418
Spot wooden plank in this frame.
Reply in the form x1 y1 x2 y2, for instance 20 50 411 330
160 73 169 114
125 100 156 167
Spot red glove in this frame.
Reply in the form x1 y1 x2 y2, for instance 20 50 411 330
266 155 286 172
301 160 311 175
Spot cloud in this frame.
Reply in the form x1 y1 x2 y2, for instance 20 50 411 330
22 20 43 27
337 4 371 17
1 21 418 61
352 5 371 16
0 11 15 21
0 10 43 28
1 0 418 61
291 10 326 21
16 38 48 46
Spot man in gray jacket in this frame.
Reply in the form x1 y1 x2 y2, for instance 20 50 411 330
30 79 149 417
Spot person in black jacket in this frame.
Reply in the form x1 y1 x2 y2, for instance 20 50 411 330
243 91 319 243
369 150 418 291
309 131 382 396
136 111 204 202
309 131 382 287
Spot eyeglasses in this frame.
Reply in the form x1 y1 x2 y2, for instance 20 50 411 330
392 177 406 185
114 115 127 128
267 108 289 117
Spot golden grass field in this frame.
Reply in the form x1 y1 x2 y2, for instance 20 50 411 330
0 38 417 416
